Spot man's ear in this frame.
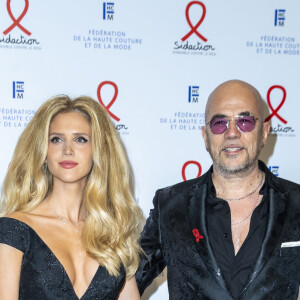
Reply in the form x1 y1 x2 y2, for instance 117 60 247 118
202 126 208 151
261 121 270 148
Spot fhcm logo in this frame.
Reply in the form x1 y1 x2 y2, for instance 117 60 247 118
13 81 24 99
274 9 285 27
188 86 199 103
103 2 114 20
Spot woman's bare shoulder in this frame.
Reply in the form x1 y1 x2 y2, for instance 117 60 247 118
6 211 34 227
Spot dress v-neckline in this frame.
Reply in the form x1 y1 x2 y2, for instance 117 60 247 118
5 217 100 300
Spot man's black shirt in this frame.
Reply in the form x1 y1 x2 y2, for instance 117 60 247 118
206 171 268 299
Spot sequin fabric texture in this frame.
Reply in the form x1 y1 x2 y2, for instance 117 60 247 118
0 217 125 300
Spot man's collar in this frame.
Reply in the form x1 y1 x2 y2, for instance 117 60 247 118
187 159 290 198
206 160 271 197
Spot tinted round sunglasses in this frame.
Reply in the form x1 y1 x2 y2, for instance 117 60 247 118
207 114 259 135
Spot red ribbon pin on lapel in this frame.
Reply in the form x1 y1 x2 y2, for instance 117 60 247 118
192 228 203 242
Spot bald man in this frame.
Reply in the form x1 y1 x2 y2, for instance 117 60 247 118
136 80 300 299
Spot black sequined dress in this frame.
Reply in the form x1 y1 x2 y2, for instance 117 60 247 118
0 217 125 300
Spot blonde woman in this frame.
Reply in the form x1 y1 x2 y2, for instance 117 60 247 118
0 96 142 299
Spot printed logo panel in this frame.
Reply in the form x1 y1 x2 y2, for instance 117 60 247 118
264 85 295 137
173 1 216 56
73 2 142 51
0 81 35 129
96 81 129 134
0 0 41 50
160 84 204 131
245 8 299 56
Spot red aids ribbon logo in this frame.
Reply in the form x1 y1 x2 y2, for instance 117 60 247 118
264 85 287 124
3 0 31 36
181 1 207 42
97 81 120 121
192 228 203 242
182 161 202 181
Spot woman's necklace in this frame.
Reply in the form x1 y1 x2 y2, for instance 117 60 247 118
50 206 80 232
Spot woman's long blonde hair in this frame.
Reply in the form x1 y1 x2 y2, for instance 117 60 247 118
0 95 142 277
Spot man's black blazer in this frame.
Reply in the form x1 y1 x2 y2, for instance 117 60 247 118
136 161 300 299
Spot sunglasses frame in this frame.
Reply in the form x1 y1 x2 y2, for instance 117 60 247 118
206 114 259 135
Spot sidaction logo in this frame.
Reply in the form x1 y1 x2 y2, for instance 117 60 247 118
182 160 202 181
97 81 128 134
265 85 295 137
173 1 216 55
0 0 40 49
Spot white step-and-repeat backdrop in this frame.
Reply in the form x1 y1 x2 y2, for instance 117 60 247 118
0 1 299 299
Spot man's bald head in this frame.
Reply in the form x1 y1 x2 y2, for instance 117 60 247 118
205 80 265 122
